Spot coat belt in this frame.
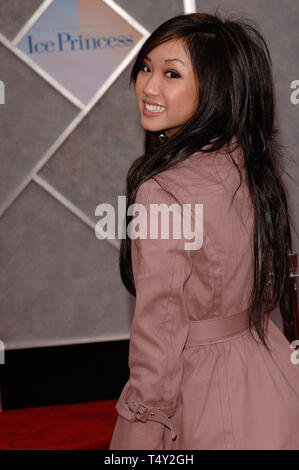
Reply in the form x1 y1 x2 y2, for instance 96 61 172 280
125 387 178 440
185 309 250 347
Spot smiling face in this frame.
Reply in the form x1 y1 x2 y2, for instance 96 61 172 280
134 38 199 139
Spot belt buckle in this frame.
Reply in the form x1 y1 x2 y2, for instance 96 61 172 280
135 404 151 423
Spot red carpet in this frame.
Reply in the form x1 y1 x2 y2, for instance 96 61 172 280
0 399 118 450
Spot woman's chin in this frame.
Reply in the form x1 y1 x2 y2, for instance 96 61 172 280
141 124 166 133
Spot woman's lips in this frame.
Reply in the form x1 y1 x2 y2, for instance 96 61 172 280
143 102 166 117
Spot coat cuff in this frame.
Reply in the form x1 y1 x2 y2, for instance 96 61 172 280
116 381 177 441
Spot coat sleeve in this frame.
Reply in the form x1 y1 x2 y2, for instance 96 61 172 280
109 177 193 450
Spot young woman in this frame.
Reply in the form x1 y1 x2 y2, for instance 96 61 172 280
109 12 299 450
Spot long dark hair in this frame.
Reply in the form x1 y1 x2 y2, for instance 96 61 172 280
119 11 296 350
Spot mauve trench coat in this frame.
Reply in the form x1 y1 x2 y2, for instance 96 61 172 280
109 137 299 450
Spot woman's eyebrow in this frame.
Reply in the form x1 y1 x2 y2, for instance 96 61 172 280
144 55 185 66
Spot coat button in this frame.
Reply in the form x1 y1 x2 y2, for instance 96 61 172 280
150 412 155 416
132 402 136 406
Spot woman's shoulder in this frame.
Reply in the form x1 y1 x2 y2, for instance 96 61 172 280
154 141 246 199
135 175 181 207
136 137 246 202
134 155 216 207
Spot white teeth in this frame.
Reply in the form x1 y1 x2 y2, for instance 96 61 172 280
145 103 166 112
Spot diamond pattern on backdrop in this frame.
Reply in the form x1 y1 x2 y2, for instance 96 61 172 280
0 42 78 210
16 0 143 105
0 181 132 348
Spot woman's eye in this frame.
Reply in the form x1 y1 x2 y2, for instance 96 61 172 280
141 63 180 79
166 70 180 79
141 63 150 73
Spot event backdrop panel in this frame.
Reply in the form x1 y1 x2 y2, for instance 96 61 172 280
0 0 297 350
0 0 44 40
16 0 144 105
0 43 78 207
116 0 185 31
0 180 132 349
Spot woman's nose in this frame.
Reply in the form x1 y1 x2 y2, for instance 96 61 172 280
143 74 161 96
